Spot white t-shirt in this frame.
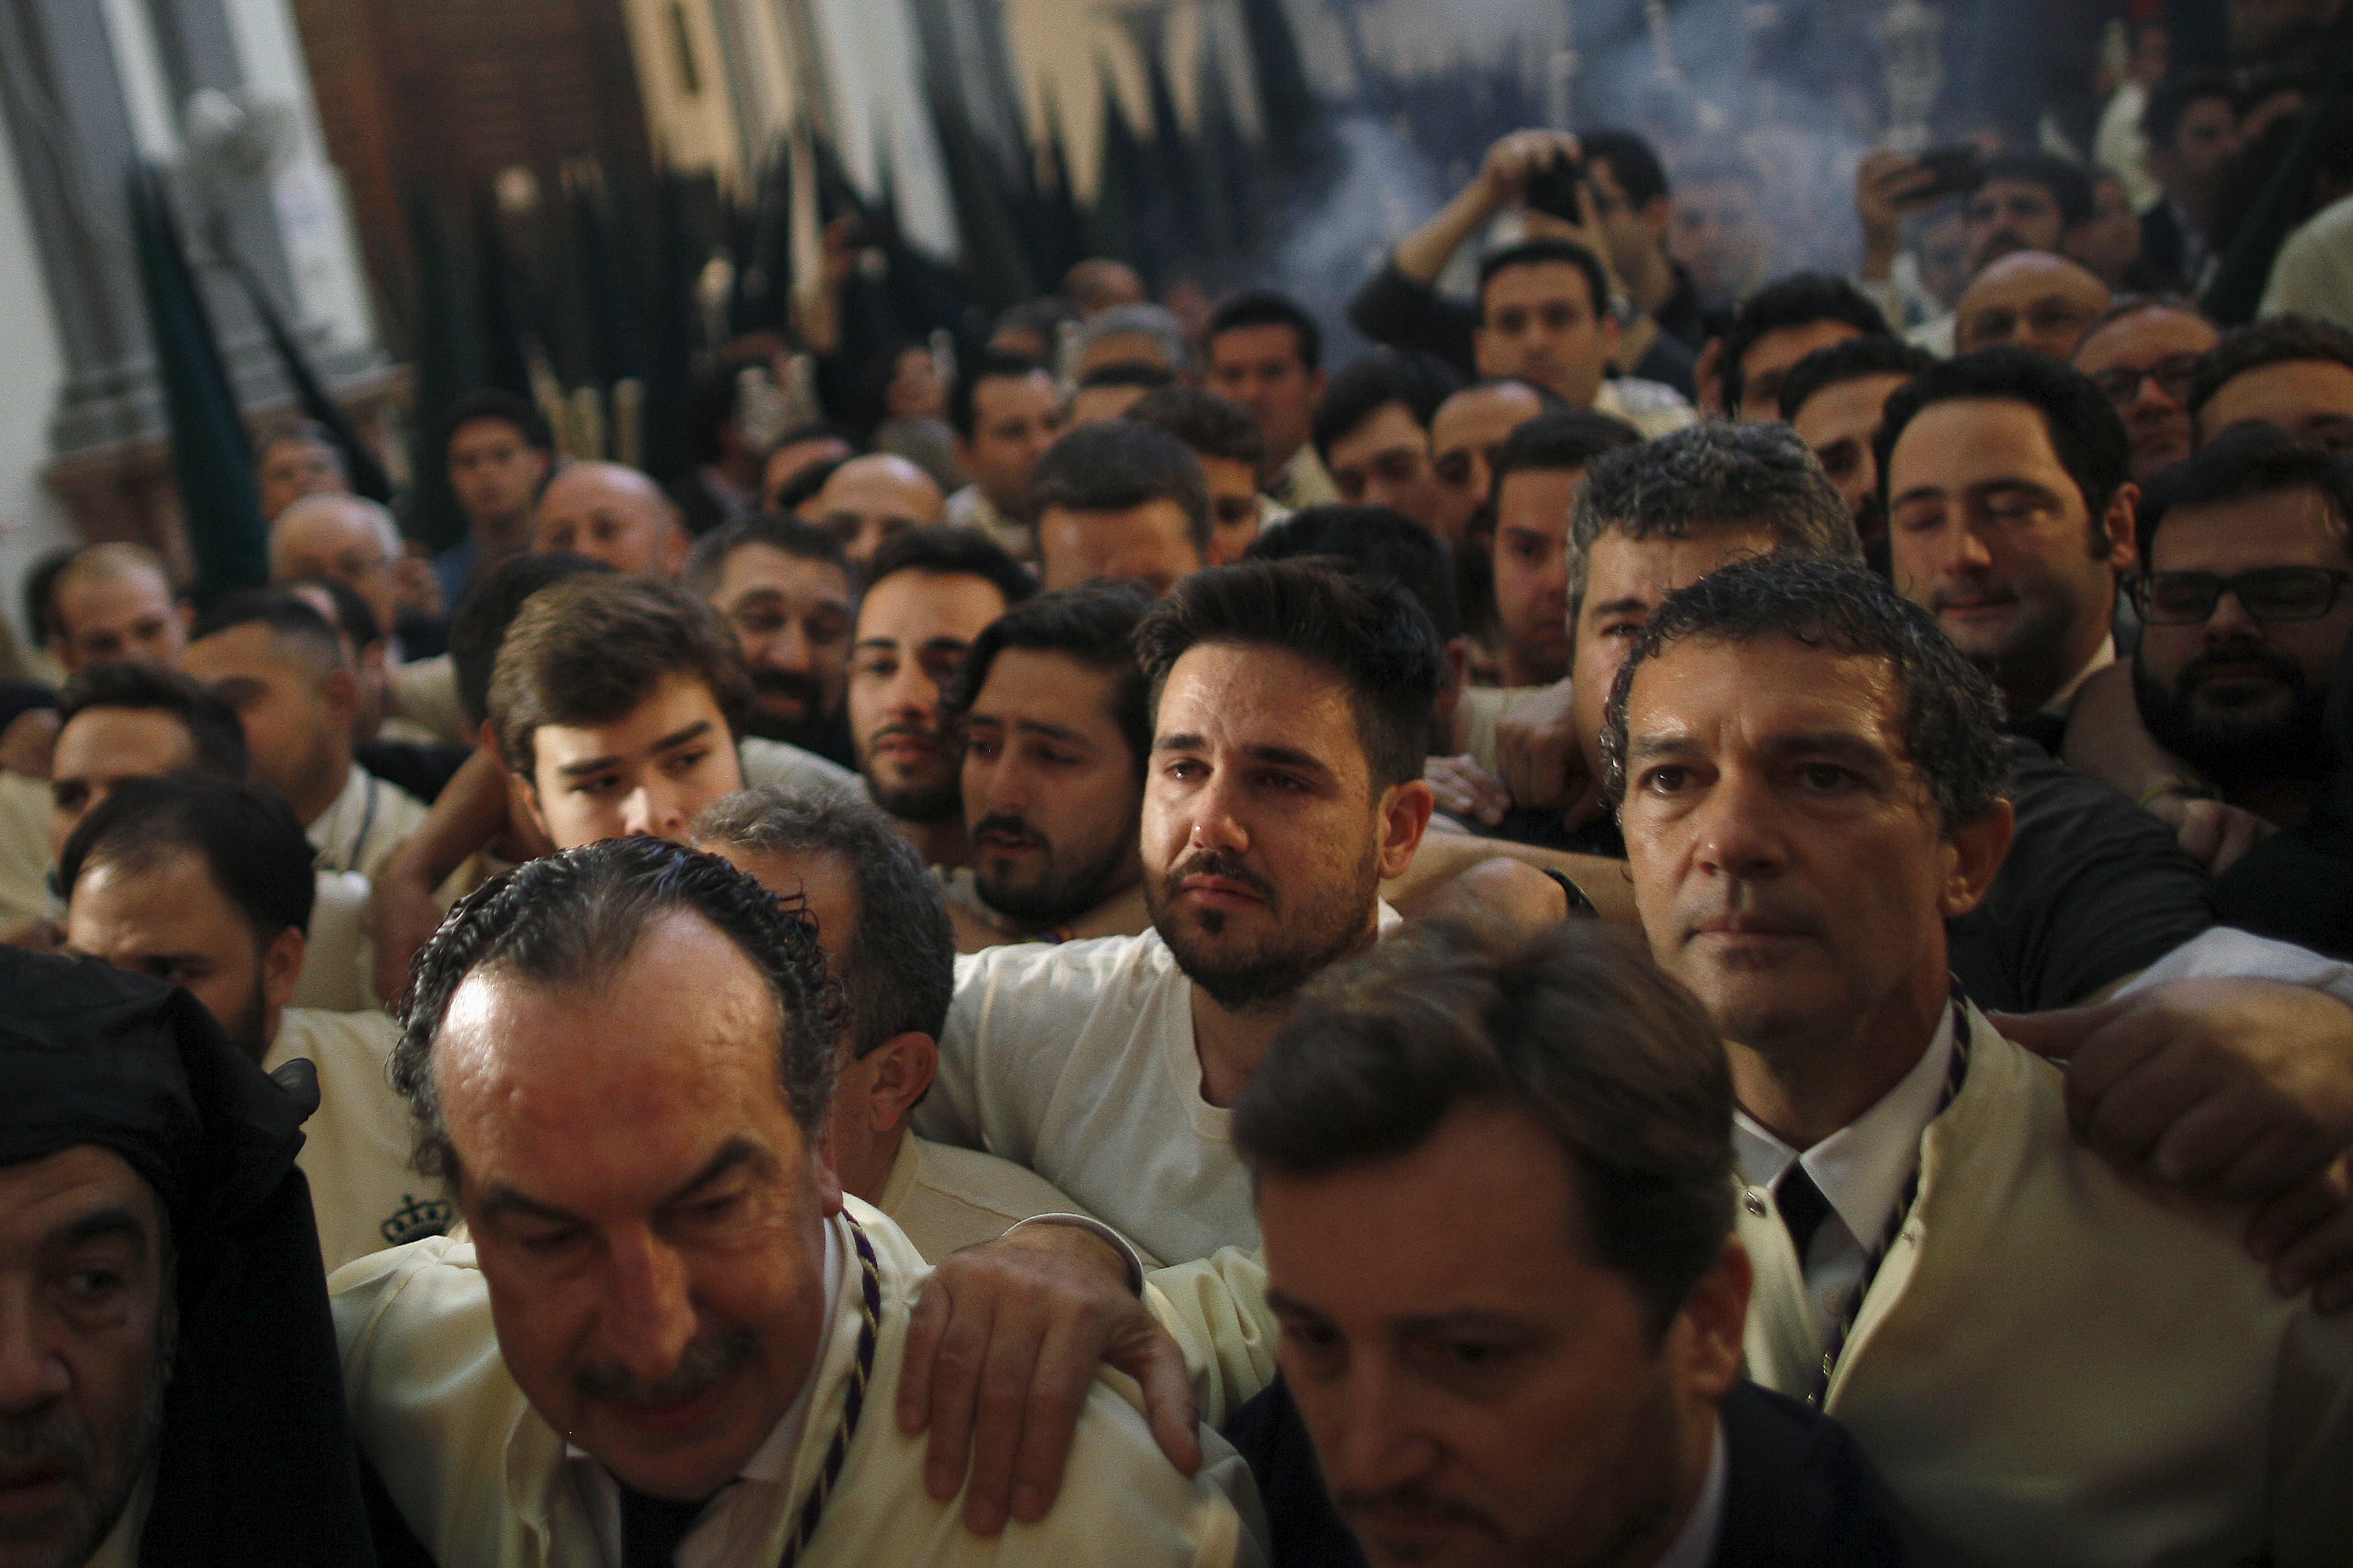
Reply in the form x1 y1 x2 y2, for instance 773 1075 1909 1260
920 908 1399 1266
266 1007 450 1271
738 735 859 797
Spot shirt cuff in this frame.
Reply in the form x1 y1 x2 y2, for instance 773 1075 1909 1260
1006 1214 1147 1295
2117 927 2353 1010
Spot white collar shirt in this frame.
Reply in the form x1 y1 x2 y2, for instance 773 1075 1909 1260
1732 1005 1958 1337
565 1223 841 1568
2038 634 2116 720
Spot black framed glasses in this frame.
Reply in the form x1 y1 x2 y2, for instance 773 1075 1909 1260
2132 566 2353 624
2087 354 2203 407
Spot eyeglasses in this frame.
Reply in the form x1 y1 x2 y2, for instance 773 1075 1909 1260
2132 566 2353 624
2088 354 2204 408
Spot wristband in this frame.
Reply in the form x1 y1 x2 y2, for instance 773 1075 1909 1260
1006 1214 1146 1295
1540 867 1600 920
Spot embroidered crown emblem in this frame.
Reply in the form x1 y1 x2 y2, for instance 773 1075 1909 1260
381 1192 454 1247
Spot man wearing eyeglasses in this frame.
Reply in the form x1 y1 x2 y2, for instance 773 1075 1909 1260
1952 251 2111 362
2128 427 2353 954
2073 298 2223 482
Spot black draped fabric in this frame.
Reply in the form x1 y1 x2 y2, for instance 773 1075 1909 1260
0 948 381 1567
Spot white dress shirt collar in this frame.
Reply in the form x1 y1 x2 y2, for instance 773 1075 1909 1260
1734 1002 1958 1264
2038 634 2116 719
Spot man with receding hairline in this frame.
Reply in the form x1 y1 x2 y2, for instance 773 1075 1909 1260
44 543 192 675
800 452 948 573
532 461 693 579
1953 251 2111 360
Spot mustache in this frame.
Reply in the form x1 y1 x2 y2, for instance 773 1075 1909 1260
1683 888 1827 940
2177 642 2307 694
1334 1483 1506 1540
1162 850 1277 907
0 1407 95 1478
973 812 1048 851
1929 579 2017 612
572 1324 758 1406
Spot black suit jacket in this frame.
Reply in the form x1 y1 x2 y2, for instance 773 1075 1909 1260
1224 1374 1944 1567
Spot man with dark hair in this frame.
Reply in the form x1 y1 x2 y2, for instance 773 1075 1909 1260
1232 920 1931 1568
1600 553 2353 1563
918 559 1442 1264
1347 130 1703 404
2072 296 2223 480
530 460 692 580
1878 347 2140 732
1781 337 1938 541
1490 409 1645 689
685 513 857 763
1070 361 1179 426
1125 385 1270 564
1952 251 2111 360
1669 156 1773 311
945 351 1066 561
1856 148 2094 354
338 836 1257 1564
58 774 437 1270
2140 70 2241 291
0 946 385 1565
669 360 776 538
184 591 430 880
253 417 350 522
1031 421 1210 596
939 583 1153 948
2110 430 2353 950
851 527 1033 868
1310 349 1460 534
1712 273 1891 421
435 388 555 609
690 787 1103 1254
1426 378 1563 557
1204 290 1337 510
486 574 768 850
760 421 859 511
2191 313 2353 450
46 663 247 861
796 452 949 572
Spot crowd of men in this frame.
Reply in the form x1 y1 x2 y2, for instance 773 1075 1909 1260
3 97 2353 1568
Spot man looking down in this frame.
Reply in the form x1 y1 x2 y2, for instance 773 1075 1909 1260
336 836 1263 1565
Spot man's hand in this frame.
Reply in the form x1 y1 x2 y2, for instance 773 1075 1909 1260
2249 1151 2353 1313
1476 129 1584 211
1996 979 2353 1202
2145 792 2276 877
1854 151 1940 280
370 841 450 1003
1425 755 1511 827
898 1223 1199 1535
1492 677 1593 815
1403 856 1577 927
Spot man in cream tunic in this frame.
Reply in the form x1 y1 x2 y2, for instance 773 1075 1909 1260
1605 556 2353 1565
334 835 1259 1567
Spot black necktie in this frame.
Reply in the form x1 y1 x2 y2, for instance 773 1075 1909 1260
619 1486 714 1568
1778 1163 1835 1267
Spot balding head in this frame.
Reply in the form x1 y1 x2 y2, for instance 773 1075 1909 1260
270 493 405 636
1064 259 1146 319
533 461 690 579
48 544 190 674
1956 251 2111 361
801 454 945 571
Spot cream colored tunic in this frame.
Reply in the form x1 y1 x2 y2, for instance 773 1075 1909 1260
879 1132 1155 1268
309 763 430 882
267 1007 448 1271
387 653 469 747
0 768 56 927
1738 1005 2353 1567
331 1199 1264 1568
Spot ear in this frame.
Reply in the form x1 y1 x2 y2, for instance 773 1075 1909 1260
1306 368 1329 405
1375 778 1437 879
1694 339 1727 415
860 1032 939 1135
1940 797 2015 919
1670 1233 1753 1405
810 1126 845 1219
1598 311 1624 366
1639 194 1673 242
175 601 197 636
260 923 305 1020
663 522 691 579
321 668 360 730
2100 481 2140 575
